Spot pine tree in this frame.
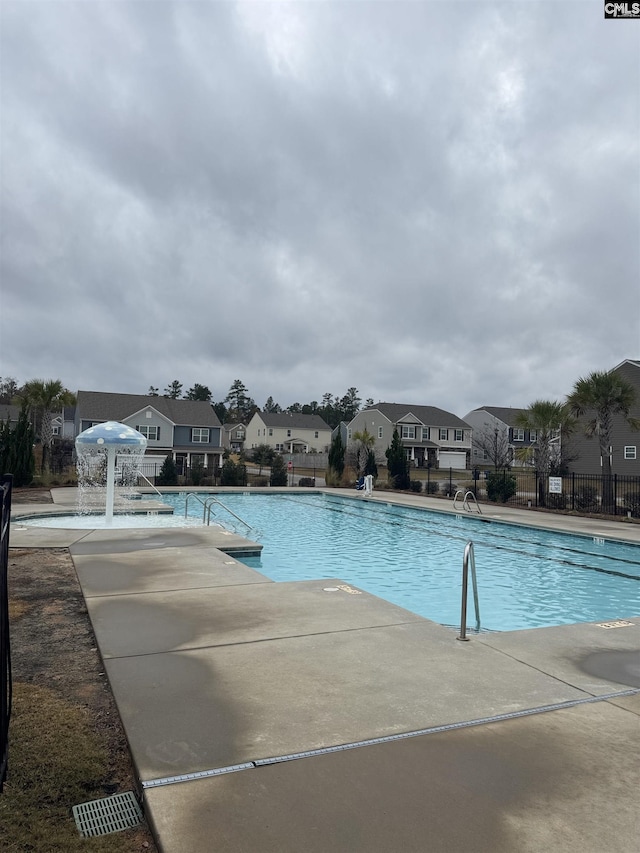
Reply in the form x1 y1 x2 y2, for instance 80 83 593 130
385 428 410 490
327 431 345 479
156 454 178 486
269 454 288 486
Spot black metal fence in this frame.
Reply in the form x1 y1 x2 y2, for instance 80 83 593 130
1 474 13 792
454 469 640 517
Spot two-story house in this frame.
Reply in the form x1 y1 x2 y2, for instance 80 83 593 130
75 391 224 474
566 359 640 476
347 403 472 469
222 423 246 453
245 412 332 454
463 406 542 469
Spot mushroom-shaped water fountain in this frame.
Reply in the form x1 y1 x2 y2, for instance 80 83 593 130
75 422 147 525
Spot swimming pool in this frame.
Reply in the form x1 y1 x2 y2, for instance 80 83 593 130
162 492 640 632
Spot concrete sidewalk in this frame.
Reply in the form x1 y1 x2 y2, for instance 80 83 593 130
10 490 640 851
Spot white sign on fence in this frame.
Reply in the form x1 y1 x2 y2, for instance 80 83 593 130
548 476 562 494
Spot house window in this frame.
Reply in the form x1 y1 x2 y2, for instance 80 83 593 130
530 430 538 442
287 429 291 437
401 425 415 439
624 446 637 460
378 426 384 439
314 431 319 438
275 443 284 451
422 427 429 441
237 429 245 439
268 428 273 436
191 428 210 443
454 429 463 442
439 428 448 441
190 453 205 467
136 425 160 441
347 428 352 439
512 428 525 441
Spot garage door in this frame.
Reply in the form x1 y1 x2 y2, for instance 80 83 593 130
439 451 466 469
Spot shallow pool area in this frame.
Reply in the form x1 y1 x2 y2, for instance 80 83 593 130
158 492 640 632
17 512 206 529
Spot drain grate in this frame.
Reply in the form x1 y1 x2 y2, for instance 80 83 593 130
72 791 143 837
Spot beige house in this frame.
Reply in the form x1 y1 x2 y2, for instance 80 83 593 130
245 412 332 454
347 403 472 469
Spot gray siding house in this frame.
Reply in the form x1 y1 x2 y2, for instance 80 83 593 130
75 391 224 472
348 403 472 469
463 406 542 469
567 359 640 476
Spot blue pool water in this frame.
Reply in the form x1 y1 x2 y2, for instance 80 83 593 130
163 492 640 632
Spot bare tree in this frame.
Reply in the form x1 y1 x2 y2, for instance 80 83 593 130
472 424 512 471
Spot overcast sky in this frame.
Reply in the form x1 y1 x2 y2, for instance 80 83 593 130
1 1 638 418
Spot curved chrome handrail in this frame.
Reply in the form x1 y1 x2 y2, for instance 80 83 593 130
457 541 481 641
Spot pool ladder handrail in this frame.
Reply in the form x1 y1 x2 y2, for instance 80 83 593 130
135 470 164 499
453 489 482 514
457 541 481 641
203 497 252 531
184 493 251 531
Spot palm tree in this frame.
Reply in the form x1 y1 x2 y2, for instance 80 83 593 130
18 379 76 472
350 428 376 478
567 370 639 511
515 400 574 506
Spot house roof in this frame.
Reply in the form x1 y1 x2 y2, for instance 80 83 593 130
255 412 331 431
470 406 527 426
363 403 470 429
76 391 222 427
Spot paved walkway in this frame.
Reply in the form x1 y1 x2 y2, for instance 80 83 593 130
10 489 640 852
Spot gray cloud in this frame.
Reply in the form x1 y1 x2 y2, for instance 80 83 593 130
1 1 638 416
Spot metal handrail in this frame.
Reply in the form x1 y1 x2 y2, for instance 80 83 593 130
463 490 482 514
457 541 480 641
135 471 164 499
184 493 251 530
184 492 208 519
204 497 252 531
453 489 482 514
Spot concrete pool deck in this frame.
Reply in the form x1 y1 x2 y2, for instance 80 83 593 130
10 488 640 852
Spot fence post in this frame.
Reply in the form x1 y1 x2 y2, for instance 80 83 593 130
614 473 618 516
1 474 14 793
449 467 452 496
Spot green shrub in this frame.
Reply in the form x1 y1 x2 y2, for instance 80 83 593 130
270 455 288 486
409 480 422 493
622 489 640 518
157 454 178 486
546 493 567 510
572 486 598 512
486 471 517 503
298 477 315 487
424 480 439 494
190 460 206 486
221 458 246 486
324 467 342 487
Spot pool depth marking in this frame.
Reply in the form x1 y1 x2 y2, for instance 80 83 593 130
141 687 640 790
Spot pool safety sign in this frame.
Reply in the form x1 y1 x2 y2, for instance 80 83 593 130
548 476 562 494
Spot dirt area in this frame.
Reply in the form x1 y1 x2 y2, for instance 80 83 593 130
7 488 158 850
